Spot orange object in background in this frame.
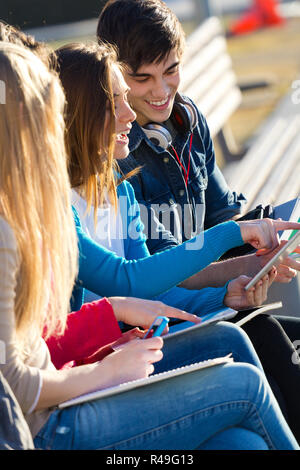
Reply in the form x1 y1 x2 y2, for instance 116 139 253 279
229 0 285 36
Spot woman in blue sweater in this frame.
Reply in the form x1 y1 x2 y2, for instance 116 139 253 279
55 45 280 316
54 42 300 323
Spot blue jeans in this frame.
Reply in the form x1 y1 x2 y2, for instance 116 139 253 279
34 322 298 450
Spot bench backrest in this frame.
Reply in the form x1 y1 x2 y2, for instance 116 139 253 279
223 86 300 210
180 17 242 138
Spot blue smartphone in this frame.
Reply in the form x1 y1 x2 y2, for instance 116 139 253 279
143 316 169 339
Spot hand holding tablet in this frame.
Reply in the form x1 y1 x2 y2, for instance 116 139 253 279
245 230 300 291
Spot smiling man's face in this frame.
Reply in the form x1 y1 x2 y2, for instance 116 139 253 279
124 49 181 127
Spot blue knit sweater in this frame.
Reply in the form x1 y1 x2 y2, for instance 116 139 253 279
70 180 244 311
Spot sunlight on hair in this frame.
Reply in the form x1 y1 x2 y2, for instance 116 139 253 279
0 43 78 348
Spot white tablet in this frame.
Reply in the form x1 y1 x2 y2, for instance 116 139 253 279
245 230 300 291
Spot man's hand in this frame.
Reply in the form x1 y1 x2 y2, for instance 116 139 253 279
224 268 277 310
257 240 300 283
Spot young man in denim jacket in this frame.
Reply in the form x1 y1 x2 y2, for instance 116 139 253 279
97 0 299 298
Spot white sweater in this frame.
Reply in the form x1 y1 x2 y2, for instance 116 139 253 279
0 216 54 437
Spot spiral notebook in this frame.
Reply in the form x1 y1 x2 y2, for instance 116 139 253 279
58 354 233 409
167 307 238 335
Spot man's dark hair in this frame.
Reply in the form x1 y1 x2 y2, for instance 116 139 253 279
97 0 185 72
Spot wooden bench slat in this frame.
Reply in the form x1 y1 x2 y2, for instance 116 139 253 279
195 70 238 117
275 160 300 206
224 118 293 189
183 16 223 63
181 54 233 103
181 17 241 162
181 36 228 90
206 88 242 137
250 131 300 207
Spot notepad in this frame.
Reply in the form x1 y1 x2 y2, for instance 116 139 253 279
58 354 233 409
166 307 238 336
235 301 283 327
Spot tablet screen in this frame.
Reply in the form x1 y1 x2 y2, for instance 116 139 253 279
245 230 300 291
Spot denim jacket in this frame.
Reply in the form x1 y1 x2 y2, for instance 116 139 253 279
118 96 246 255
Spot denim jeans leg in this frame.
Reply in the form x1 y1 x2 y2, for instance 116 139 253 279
200 427 269 450
154 320 263 375
34 362 298 450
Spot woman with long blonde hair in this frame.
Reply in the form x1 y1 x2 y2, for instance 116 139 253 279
0 42 78 345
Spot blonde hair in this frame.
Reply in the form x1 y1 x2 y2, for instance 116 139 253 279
0 21 51 67
0 43 78 346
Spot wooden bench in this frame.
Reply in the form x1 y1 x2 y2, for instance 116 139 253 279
180 16 243 161
222 86 300 318
181 16 300 209
223 87 300 211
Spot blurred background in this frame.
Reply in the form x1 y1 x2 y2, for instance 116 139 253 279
1 0 300 167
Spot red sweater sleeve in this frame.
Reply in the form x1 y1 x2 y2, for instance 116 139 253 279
46 298 122 369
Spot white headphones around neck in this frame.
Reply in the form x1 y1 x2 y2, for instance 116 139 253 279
142 101 198 149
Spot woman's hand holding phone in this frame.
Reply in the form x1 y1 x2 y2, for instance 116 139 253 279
98 315 169 388
97 336 163 388
143 316 169 339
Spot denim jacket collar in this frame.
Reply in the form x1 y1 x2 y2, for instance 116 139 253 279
128 120 146 152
